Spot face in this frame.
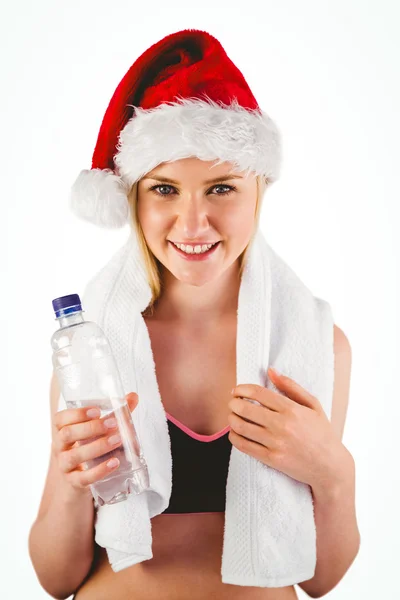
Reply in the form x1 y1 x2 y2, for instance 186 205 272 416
136 157 258 287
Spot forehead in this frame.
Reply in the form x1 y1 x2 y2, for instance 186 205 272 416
142 157 255 184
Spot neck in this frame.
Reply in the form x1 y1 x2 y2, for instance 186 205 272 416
151 261 241 325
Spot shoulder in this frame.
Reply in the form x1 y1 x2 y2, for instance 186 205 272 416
334 324 352 358
330 324 352 440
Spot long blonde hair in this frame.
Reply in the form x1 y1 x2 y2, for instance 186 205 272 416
127 173 269 317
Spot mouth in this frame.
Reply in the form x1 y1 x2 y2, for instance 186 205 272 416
168 240 221 260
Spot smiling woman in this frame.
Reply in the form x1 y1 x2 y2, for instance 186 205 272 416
128 159 268 318
29 27 358 600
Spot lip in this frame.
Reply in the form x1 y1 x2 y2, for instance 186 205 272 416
168 240 221 261
169 240 220 245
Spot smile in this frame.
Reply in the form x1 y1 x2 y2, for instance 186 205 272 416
169 240 221 261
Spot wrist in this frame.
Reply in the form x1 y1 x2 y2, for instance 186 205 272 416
59 477 94 506
312 445 355 502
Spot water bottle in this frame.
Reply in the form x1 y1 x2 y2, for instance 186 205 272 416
50 293 149 507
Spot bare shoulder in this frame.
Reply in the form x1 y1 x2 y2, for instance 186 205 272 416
333 324 352 358
331 325 352 441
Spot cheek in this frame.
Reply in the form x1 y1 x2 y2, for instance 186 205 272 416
137 204 166 240
225 207 256 241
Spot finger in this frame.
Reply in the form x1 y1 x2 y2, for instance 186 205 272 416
229 397 279 429
268 368 321 411
59 432 123 474
228 412 277 449
54 413 119 453
229 429 275 465
67 455 121 489
55 394 139 455
54 406 102 432
232 384 287 412
126 392 139 412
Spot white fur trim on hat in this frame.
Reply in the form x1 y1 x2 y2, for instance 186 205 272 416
116 97 282 187
70 97 282 229
69 168 130 229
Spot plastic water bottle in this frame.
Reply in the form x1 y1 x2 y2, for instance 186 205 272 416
50 293 149 507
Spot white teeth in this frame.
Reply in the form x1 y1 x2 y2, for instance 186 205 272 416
172 242 216 254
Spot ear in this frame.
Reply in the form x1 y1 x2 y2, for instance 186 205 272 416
126 392 139 412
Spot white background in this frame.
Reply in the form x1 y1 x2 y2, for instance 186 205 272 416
3 1 399 598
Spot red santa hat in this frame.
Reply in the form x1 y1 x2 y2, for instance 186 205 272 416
70 28 282 229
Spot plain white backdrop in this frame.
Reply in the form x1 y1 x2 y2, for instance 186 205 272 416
3 1 399 598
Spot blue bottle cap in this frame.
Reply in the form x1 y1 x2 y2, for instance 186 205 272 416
52 294 82 318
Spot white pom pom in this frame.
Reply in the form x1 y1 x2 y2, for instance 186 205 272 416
69 168 130 229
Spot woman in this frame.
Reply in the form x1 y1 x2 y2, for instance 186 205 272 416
29 29 360 599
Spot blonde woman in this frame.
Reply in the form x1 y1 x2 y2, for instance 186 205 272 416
29 29 359 600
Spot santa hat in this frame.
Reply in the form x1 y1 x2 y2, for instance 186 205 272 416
70 28 282 229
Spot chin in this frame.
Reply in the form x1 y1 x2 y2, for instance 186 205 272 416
171 268 221 287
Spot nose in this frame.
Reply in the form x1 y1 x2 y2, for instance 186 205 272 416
175 195 211 238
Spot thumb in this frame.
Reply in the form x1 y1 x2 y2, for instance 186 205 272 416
126 392 139 412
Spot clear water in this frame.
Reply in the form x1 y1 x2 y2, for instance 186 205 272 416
66 400 149 506
51 316 150 506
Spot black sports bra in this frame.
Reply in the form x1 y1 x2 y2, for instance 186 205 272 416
161 412 232 515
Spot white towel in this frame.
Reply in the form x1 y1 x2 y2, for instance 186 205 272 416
58 226 334 587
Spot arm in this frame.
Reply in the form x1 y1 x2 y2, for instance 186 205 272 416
28 372 95 600
298 325 361 598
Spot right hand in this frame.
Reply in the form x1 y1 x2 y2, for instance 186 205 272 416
52 393 139 495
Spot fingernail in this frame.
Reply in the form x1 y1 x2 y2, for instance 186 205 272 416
108 434 121 445
104 417 117 429
87 408 100 419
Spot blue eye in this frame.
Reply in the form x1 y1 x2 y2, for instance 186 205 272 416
149 183 237 196
212 184 236 195
149 184 174 196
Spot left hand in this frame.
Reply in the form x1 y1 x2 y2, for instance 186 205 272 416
228 367 346 489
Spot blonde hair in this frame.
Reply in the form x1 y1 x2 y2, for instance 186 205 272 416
127 173 269 317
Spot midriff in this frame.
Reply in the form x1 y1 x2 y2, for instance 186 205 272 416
74 511 299 600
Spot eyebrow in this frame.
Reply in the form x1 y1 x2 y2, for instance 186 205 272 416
142 173 244 185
